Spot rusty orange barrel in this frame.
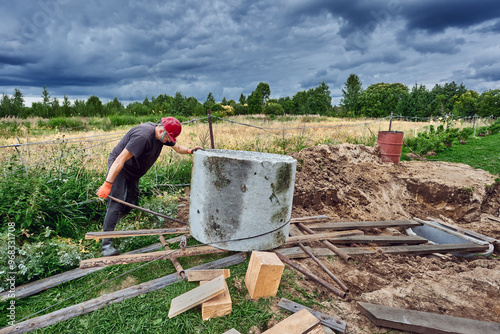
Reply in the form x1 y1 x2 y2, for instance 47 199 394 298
377 131 404 164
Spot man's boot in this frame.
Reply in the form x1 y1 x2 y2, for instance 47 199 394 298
102 238 120 256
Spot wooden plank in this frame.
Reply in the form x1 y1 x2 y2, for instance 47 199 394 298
188 269 230 281
201 280 232 320
326 235 428 245
275 247 337 259
305 220 421 230
85 227 189 240
168 275 226 318
262 308 321 334
285 230 364 245
358 302 500 334
291 215 329 222
278 298 346 333
79 245 227 268
0 253 246 334
378 243 489 255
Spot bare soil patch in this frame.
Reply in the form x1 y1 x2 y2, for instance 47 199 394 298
287 144 500 333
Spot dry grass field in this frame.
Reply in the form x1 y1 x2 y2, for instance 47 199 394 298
0 115 479 176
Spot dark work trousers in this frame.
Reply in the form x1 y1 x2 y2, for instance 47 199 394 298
101 171 139 249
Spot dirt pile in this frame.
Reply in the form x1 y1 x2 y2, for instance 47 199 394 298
288 143 500 333
291 143 499 238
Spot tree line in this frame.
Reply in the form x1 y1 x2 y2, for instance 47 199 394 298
341 74 500 118
1 76 498 119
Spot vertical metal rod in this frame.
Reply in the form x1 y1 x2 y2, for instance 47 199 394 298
388 111 393 131
207 109 215 149
159 235 186 279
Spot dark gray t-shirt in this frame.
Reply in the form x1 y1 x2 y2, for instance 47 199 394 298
108 122 174 179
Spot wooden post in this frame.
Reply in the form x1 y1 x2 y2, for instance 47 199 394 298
159 235 185 279
245 251 284 299
207 109 215 149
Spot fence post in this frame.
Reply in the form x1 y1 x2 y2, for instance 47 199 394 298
15 138 29 180
473 114 477 137
207 109 215 149
388 111 393 131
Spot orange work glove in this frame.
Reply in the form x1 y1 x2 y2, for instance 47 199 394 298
187 146 203 154
97 181 113 199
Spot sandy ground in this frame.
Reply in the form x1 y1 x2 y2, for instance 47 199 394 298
287 144 500 333
177 143 500 333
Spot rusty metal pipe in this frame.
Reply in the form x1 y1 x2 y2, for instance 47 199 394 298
159 235 186 279
298 243 349 292
108 195 187 225
274 252 346 298
297 223 351 261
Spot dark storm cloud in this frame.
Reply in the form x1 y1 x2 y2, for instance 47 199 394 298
401 0 500 33
0 0 499 105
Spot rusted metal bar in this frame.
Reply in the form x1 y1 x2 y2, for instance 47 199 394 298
159 235 186 279
298 243 349 292
274 252 346 298
207 109 215 149
108 195 187 225
297 223 351 261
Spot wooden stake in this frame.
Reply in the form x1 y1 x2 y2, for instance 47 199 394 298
85 228 188 240
159 235 185 279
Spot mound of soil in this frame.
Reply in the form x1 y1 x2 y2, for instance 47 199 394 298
287 144 500 333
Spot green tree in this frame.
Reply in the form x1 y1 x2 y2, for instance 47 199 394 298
0 94 12 117
86 95 103 116
239 93 246 105
476 89 500 117
306 81 332 115
453 90 479 117
341 74 363 115
247 82 271 114
12 89 24 115
278 96 295 114
204 92 216 109
396 84 433 117
359 83 409 117
430 81 467 115
263 102 284 116
173 91 187 116
221 97 227 105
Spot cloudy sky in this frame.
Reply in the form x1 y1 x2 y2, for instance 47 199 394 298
1 0 500 106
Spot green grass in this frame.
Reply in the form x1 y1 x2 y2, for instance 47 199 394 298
0 254 334 333
432 132 500 176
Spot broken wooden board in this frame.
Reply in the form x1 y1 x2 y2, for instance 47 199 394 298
304 220 421 230
85 227 189 240
168 275 226 318
278 298 346 333
0 253 246 334
262 308 321 334
79 245 227 268
187 269 230 282
326 235 428 245
358 301 500 334
200 280 232 320
285 230 364 245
